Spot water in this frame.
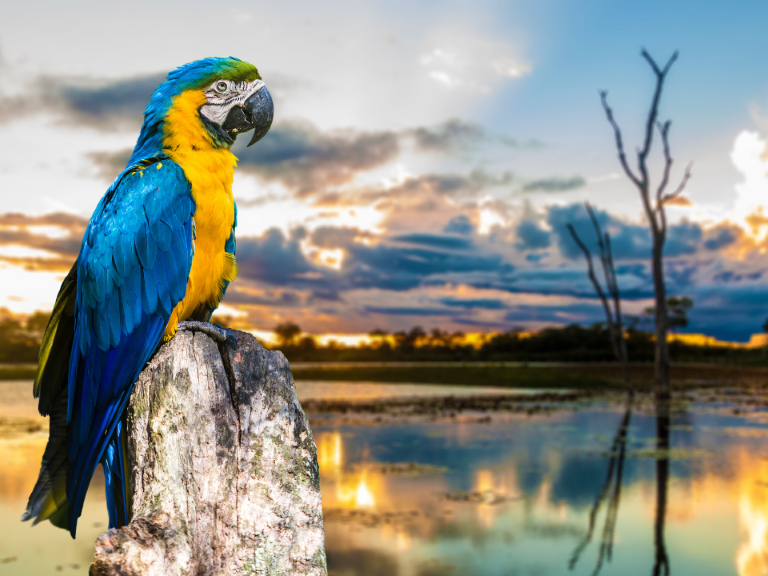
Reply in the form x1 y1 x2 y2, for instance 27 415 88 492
1 381 767 575
314 403 762 576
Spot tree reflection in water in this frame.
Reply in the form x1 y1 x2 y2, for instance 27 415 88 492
569 392 634 575
569 392 672 576
653 398 671 576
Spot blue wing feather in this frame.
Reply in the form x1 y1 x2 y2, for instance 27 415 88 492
141 265 158 315
153 251 174 317
135 221 158 271
64 157 194 537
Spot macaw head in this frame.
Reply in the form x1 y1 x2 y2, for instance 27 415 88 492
132 57 274 160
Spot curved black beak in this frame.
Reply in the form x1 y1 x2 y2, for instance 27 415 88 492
221 85 274 147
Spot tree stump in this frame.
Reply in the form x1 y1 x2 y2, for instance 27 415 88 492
89 326 328 576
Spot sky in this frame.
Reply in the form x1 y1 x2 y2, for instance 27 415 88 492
2 0 768 341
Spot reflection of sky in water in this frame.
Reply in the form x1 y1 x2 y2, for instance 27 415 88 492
0 434 109 574
315 407 768 576
3 385 768 574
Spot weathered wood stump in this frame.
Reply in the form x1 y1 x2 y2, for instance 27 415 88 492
89 326 328 576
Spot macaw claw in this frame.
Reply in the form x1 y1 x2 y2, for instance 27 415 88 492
177 320 232 343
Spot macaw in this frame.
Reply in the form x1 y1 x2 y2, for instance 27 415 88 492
22 57 274 538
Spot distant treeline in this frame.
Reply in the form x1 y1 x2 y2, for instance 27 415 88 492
0 311 49 363
264 322 768 365
1 311 765 366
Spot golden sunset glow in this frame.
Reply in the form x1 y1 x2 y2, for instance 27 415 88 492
734 449 768 576
355 473 375 508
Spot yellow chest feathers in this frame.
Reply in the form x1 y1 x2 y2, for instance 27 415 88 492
161 90 238 335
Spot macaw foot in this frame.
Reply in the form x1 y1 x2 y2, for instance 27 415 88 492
177 321 232 343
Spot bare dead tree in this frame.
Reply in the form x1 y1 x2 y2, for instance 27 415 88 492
600 49 693 396
567 203 631 387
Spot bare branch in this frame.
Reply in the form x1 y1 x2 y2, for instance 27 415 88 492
600 91 642 189
655 120 673 203
566 223 619 360
572 205 631 387
586 203 614 295
641 49 662 75
641 49 678 78
661 162 693 203
636 51 678 194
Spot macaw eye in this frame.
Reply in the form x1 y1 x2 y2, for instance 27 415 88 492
216 81 228 92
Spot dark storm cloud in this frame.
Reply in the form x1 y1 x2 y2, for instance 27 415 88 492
503 301 607 324
210 211 768 341
665 221 703 256
703 225 739 250
234 120 400 196
548 203 702 260
392 233 473 250
42 72 166 128
522 176 586 193
363 306 462 316
676 284 768 342
409 118 541 152
444 215 474 235
515 220 551 250
359 169 513 205
235 228 315 287
222 287 304 307
235 226 505 298
0 71 164 129
233 118 513 198
439 297 507 310
548 204 645 260
409 119 487 152
0 68 310 129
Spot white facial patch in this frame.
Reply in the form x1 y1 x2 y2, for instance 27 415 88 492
199 79 266 125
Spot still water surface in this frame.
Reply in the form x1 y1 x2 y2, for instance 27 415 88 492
0 381 766 575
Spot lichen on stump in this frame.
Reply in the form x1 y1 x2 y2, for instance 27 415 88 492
89 327 327 576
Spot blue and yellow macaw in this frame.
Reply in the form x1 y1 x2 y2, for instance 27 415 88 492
22 57 273 538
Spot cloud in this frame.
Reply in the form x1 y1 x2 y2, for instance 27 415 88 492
665 195 693 207
234 118 521 198
234 225 506 300
363 305 461 316
515 220 551 250
409 118 486 152
234 120 399 196
379 169 513 202
222 285 304 307
42 73 166 128
439 297 506 310
0 212 87 271
87 149 133 181
392 233 473 250
522 176 586 193
444 215 474 235
408 118 531 153
548 203 702 260
703 225 739 250
0 66 312 131
665 220 703 257
0 72 164 128
730 131 768 240
503 301 607 325
236 227 316 287
418 32 531 93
